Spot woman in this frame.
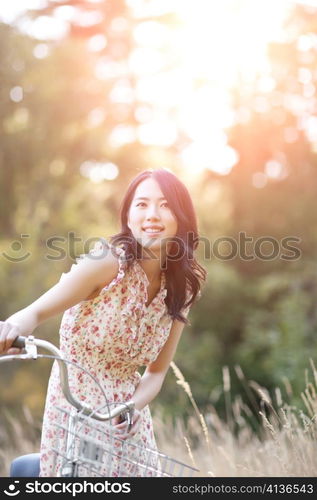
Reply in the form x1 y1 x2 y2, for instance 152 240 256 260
0 168 206 476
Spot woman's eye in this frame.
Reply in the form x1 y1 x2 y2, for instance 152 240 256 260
135 201 169 208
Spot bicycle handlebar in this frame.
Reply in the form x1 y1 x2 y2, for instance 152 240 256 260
12 336 27 349
1 335 134 426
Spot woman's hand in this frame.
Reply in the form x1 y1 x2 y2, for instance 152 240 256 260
112 408 141 440
0 307 39 355
0 321 24 355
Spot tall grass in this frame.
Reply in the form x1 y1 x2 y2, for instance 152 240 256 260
1 361 317 477
155 359 317 477
0 406 41 477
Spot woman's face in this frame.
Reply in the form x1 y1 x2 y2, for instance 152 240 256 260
127 177 178 256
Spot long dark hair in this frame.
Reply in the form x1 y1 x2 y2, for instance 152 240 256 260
110 169 206 323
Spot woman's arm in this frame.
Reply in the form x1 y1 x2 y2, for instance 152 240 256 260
132 319 186 410
0 249 119 354
114 319 186 438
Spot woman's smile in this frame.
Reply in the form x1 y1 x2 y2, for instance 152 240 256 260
127 177 178 252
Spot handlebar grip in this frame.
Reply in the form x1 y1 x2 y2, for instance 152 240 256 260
12 336 26 348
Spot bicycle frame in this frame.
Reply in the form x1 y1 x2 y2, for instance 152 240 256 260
0 335 134 477
1 335 198 477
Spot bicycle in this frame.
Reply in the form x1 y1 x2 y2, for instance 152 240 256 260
0 335 198 477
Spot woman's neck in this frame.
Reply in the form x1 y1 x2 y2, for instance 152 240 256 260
138 257 164 284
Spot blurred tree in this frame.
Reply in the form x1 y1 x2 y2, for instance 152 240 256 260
171 0 317 425
2 1 317 435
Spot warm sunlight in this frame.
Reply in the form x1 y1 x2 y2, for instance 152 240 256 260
1 0 312 178
125 0 294 177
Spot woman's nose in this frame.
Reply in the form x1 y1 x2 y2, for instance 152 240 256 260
146 204 160 220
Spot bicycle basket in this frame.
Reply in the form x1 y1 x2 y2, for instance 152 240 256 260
52 406 198 477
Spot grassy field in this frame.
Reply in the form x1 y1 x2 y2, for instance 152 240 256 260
1 361 317 477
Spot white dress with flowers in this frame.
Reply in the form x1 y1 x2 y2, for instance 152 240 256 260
39 240 190 477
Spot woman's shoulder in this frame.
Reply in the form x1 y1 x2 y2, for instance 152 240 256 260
88 237 128 274
59 238 125 288
65 239 127 300
86 238 125 262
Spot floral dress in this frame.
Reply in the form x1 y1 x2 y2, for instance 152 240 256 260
39 239 190 477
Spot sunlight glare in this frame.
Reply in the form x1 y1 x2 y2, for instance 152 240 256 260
128 0 293 175
1 0 303 177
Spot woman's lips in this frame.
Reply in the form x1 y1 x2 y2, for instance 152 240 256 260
142 226 164 234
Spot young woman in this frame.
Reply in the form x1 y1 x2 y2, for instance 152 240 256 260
0 168 206 476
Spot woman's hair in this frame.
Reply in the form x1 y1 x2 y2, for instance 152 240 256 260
110 169 206 323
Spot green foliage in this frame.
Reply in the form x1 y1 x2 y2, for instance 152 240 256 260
1 2 317 437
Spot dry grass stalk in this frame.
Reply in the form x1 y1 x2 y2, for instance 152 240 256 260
183 436 197 469
170 361 210 448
